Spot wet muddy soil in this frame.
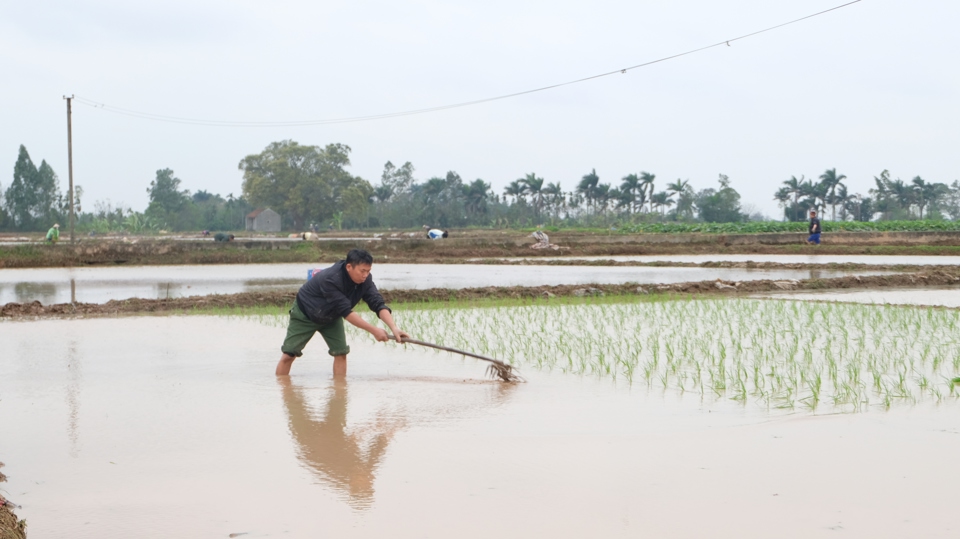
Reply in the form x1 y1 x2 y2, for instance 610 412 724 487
0 463 25 539
2 269 959 319
4 236 960 269
0 263 888 305
1 316 958 538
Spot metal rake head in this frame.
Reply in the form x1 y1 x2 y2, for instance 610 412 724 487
486 361 525 383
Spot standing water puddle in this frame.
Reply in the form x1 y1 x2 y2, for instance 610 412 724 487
754 286 960 308
1 315 958 538
0 263 889 305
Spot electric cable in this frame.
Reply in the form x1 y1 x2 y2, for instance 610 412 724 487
74 0 863 127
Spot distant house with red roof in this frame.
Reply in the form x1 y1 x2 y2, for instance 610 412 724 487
245 208 281 232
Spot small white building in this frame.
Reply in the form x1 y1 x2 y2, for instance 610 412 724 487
246 208 281 232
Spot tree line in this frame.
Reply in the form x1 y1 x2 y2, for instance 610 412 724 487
774 169 960 222
0 145 76 231
1 145 252 233
5 140 959 233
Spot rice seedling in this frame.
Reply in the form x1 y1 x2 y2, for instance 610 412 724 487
246 294 960 412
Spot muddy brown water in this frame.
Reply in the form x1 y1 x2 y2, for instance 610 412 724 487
1 316 958 538
0 263 890 305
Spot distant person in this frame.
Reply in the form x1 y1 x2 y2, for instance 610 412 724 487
530 230 558 250
806 209 821 245
214 233 235 242
45 223 60 243
426 228 448 239
275 248 409 377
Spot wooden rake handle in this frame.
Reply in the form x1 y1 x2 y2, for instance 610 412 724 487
387 335 504 365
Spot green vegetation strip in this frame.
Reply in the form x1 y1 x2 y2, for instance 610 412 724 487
620 220 960 235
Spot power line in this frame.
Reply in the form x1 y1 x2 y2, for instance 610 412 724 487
75 0 863 128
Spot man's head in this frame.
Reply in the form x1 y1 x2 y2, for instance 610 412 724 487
442 231 449 238
53 223 60 229
809 210 817 217
345 249 374 284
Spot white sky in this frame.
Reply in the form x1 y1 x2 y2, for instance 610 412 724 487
1 0 957 218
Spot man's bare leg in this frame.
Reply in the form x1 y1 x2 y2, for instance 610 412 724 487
276 353 297 376
333 354 347 378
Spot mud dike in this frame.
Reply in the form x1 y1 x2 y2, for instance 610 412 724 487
3 270 960 318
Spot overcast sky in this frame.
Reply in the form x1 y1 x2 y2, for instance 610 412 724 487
2 0 957 218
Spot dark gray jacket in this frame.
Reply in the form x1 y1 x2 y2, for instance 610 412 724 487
296 261 390 326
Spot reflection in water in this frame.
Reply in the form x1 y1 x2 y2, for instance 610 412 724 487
808 270 822 280
14 282 58 303
280 377 516 510
280 379 403 509
154 282 183 299
65 341 82 458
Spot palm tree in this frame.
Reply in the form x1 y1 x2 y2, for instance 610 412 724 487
912 176 932 219
463 179 490 218
666 179 689 199
503 179 525 204
832 184 851 221
800 178 826 214
781 175 805 221
650 191 674 218
774 186 792 220
886 179 913 212
520 173 545 222
577 169 600 212
542 182 564 219
612 187 633 214
639 172 656 213
594 184 612 215
620 174 642 215
818 168 847 221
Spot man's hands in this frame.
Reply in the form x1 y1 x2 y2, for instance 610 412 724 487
370 327 410 344
376 309 410 344
370 327 409 343
371 327 390 342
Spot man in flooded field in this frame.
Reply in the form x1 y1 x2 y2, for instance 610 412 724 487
806 209 822 245
276 248 409 377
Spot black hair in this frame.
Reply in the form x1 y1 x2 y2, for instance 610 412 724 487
345 248 374 266
442 231 449 238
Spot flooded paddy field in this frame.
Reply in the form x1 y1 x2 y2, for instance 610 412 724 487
499 254 960 266
755 287 960 308
2 302 959 538
0 263 889 305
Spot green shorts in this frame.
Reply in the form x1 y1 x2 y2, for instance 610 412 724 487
281 302 350 357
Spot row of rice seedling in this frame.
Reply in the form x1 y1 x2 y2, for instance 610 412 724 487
346 298 960 411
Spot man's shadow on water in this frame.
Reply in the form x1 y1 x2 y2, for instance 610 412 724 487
278 376 516 509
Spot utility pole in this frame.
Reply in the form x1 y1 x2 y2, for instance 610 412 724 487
64 95 75 243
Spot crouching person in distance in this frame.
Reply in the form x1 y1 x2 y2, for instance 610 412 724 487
276 248 409 377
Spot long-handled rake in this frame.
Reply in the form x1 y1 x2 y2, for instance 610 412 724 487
387 335 525 383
